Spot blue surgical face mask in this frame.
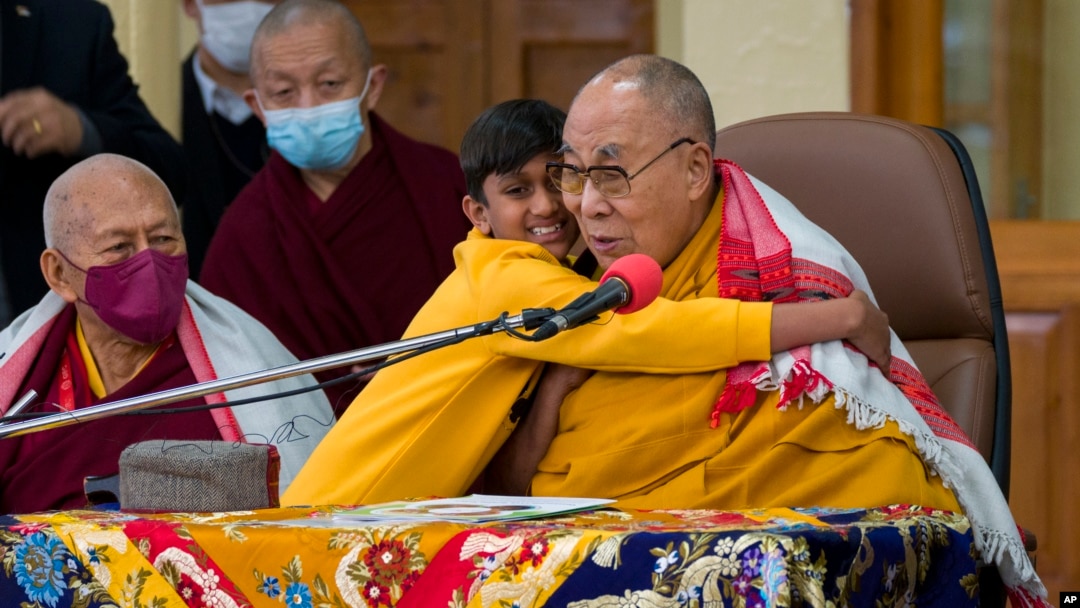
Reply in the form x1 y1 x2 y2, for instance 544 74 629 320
259 70 373 171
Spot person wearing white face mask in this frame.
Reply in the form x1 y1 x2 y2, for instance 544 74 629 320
199 0 471 414
180 0 280 280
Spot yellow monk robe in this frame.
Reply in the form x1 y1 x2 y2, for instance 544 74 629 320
283 229 773 506
532 191 961 513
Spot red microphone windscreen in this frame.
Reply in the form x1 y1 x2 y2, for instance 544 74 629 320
599 253 663 314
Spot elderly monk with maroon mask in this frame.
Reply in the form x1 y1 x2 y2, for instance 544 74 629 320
0 153 334 514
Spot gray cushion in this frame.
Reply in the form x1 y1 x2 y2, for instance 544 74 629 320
119 440 279 512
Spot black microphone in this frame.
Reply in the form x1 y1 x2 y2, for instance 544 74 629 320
532 253 663 340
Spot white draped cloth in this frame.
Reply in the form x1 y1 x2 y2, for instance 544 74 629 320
712 160 1047 606
0 281 335 491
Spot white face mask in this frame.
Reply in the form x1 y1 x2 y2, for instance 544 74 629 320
197 0 274 74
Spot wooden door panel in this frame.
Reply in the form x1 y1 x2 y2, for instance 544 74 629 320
375 48 456 147
992 220 1080 602
1006 313 1057 592
343 0 654 151
343 0 486 150
491 0 653 111
522 46 636 110
1004 309 1079 602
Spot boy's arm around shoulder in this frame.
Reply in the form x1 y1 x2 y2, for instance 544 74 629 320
460 237 774 373
771 289 891 372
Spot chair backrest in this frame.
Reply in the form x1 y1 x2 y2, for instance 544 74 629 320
714 112 1012 495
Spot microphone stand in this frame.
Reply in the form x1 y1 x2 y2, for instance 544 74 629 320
0 308 555 440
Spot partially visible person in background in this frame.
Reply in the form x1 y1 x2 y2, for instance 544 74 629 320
0 0 186 323
200 0 470 412
180 0 279 279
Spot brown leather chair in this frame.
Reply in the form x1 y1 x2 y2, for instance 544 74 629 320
714 111 1027 607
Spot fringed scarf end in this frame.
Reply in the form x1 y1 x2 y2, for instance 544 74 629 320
974 525 1043 588
710 380 759 427
778 359 833 410
834 388 953 483
1007 586 1053 608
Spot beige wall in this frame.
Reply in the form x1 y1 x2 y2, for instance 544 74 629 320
657 0 850 130
98 0 190 140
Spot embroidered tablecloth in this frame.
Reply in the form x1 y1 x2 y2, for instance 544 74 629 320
0 503 977 607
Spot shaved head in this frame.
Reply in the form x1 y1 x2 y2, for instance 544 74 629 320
43 154 178 254
559 55 719 270
252 0 372 74
577 54 716 151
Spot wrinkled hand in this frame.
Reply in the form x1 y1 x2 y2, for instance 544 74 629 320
0 87 84 158
845 289 891 374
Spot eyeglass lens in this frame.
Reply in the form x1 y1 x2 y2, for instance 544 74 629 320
548 138 694 198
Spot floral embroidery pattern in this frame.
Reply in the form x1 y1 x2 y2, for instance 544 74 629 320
506 533 550 574
335 529 427 607
0 505 977 607
121 568 171 608
551 506 975 608
467 530 584 608
14 532 68 607
1 522 117 608
155 547 240 608
254 557 328 608
252 527 428 608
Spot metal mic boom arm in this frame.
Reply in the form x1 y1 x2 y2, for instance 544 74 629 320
0 308 555 439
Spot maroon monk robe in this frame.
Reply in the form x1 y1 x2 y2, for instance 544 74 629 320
199 114 470 413
0 306 221 514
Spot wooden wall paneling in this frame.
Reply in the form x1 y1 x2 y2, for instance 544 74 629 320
1048 305 1080 601
849 0 943 125
344 0 486 151
489 0 654 111
344 1 654 151
991 220 1080 310
888 0 944 126
991 219 1080 602
1055 307 1080 603
849 0 882 114
1004 306 1080 602
1005 312 1059 598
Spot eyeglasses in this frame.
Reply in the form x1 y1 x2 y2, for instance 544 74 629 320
546 137 696 198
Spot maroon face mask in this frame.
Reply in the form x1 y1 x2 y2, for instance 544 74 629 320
60 249 189 344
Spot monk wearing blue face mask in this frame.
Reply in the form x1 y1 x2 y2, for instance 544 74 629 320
0 153 335 514
199 0 471 414
255 68 373 171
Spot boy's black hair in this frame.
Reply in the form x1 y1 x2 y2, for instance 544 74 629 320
459 99 566 206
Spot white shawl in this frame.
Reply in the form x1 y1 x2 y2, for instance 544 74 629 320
712 160 1047 606
0 281 335 491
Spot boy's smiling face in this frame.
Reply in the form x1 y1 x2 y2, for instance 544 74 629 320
464 154 581 262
